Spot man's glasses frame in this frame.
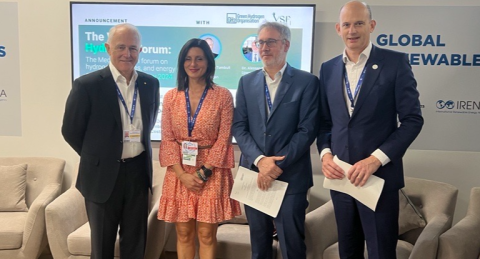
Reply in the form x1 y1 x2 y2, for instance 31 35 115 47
254 38 285 48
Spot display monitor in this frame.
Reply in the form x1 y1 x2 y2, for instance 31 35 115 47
70 2 316 141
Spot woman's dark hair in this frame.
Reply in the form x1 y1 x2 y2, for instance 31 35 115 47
177 38 216 91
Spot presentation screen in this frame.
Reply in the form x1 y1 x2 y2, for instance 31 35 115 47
70 2 316 141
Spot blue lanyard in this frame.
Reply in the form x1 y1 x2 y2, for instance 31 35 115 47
185 87 208 137
115 82 138 125
265 82 273 111
344 66 367 109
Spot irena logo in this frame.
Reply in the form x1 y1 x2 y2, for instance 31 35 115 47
0 89 7 99
436 100 455 109
0 46 6 57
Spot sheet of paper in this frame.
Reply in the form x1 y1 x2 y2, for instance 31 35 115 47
230 166 288 218
323 156 385 211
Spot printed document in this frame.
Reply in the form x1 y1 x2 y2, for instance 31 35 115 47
230 166 288 217
323 156 385 211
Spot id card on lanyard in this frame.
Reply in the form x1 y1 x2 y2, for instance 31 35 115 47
116 82 141 143
182 86 208 166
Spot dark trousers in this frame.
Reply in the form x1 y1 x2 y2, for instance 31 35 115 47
245 192 309 259
331 189 399 259
85 152 149 259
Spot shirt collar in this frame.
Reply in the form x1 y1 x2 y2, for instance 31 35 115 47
109 62 138 84
262 62 288 80
342 42 373 64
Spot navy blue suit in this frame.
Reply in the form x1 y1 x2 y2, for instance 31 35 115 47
233 64 319 259
317 45 423 259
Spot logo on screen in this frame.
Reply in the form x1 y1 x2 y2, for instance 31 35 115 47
0 46 6 57
436 100 454 109
226 13 237 24
226 13 265 24
272 13 291 25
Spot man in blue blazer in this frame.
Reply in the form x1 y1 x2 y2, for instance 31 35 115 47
62 24 160 259
317 2 423 258
233 22 319 259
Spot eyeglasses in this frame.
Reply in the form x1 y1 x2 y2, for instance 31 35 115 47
254 38 285 48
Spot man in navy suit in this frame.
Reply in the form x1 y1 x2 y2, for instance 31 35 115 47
62 23 160 258
317 2 423 258
233 22 319 259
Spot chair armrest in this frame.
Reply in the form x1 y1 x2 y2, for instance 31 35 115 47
410 213 451 259
438 215 480 259
305 201 337 259
22 183 62 257
46 187 87 259
145 198 174 259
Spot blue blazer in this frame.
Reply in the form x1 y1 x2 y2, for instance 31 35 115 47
233 64 319 194
62 67 160 203
317 45 423 190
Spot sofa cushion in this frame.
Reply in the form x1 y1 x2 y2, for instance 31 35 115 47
399 189 426 234
216 224 277 259
0 164 28 212
67 222 120 256
0 212 28 249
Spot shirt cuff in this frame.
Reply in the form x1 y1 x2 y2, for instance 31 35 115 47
371 149 390 166
320 148 332 161
254 155 266 167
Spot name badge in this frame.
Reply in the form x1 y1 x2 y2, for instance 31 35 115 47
182 141 198 166
124 130 141 143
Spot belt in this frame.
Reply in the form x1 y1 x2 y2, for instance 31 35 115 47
176 141 213 149
118 152 145 163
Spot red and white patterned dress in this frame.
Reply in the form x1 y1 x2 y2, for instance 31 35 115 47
157 85 241 223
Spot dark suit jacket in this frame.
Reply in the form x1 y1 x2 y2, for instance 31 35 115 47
62 67 160 203
233 64 319 194
317 45 423 190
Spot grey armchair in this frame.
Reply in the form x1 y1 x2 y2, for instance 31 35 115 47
438 187 480 259
305 177 458 259
45 161 173 259
0 157 65 259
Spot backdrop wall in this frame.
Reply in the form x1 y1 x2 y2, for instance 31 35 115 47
0 0 479 225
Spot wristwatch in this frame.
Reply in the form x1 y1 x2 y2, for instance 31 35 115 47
201 165 213 178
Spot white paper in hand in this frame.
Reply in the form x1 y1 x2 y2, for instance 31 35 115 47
230 166 288 217
323 156 385 211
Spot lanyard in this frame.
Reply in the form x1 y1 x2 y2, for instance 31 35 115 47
344 66 367 109
185 87 208 137
265 82 273 112
115 82 138 124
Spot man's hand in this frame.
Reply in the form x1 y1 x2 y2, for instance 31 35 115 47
347 156 382 187
257 156 285 190
321 153 345 179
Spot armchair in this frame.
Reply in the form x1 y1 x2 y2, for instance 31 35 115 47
45 161 173 259
0 157 65 259
305 177 458 259
438 187 480 259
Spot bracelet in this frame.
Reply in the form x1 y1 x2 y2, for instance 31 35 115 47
196 170 208 182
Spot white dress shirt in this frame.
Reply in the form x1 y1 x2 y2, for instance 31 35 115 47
109 62 145 159
320 43 390 166
253 63 288 166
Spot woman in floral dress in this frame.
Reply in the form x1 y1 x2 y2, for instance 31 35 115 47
157 38 241 259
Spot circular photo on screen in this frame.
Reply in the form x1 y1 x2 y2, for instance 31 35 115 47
199 34 222 59
241 35 260 63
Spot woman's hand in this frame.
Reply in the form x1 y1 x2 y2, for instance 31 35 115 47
179 172 205 192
